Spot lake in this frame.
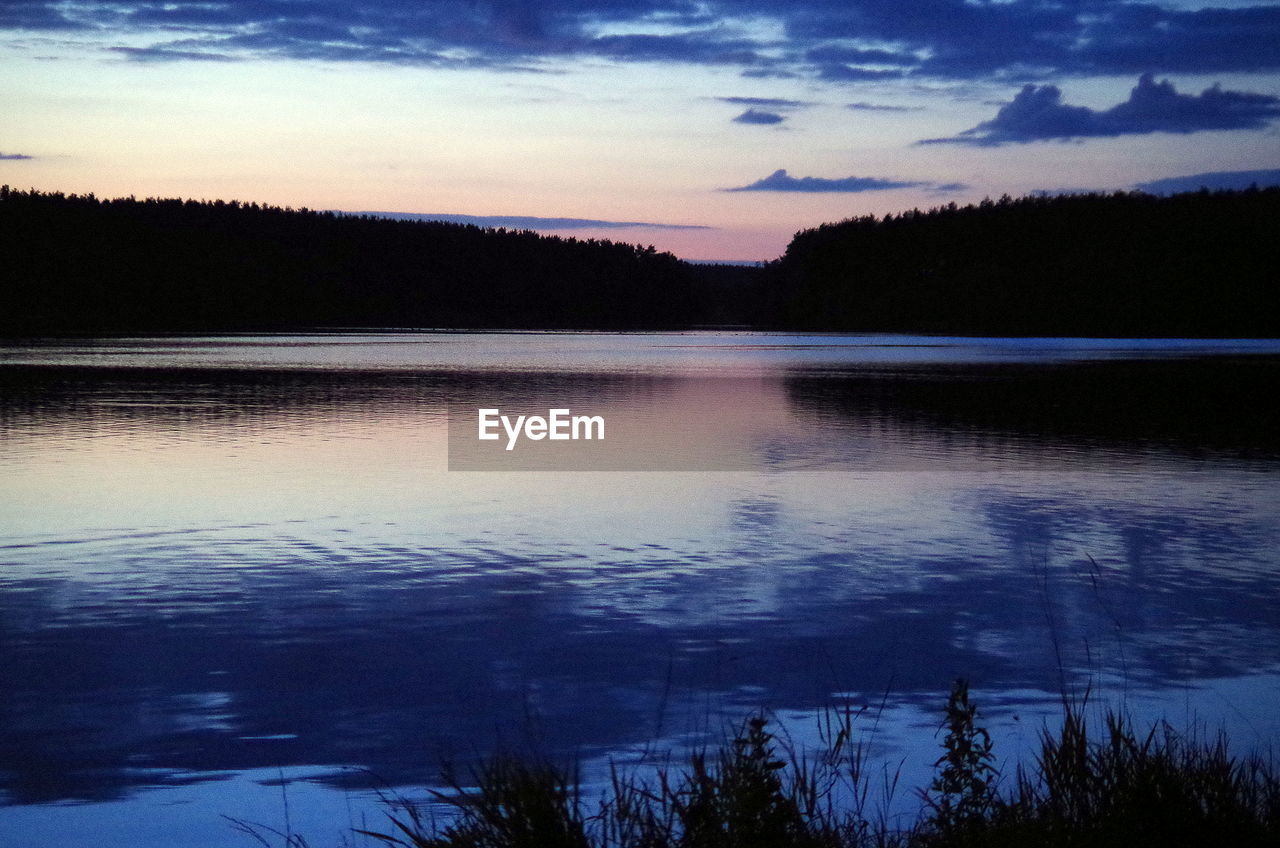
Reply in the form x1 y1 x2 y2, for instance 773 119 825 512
2 332 1279 846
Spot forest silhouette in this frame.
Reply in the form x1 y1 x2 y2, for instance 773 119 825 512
0 187 713 333
759 186 1279 337
2 185 1276 336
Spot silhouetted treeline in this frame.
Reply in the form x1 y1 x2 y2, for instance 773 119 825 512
7 186 1278 336
0 187 725 333
760 188 1280 336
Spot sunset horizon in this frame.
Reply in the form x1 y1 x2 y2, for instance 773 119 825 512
4 1 1280 260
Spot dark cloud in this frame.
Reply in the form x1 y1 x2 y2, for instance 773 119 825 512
1076 6 1280 74
724 168 928 193
718 95 807 125
924 74 1280 145
1133 169 1280 195
350 211 711 231
1 152 35 160
0 1 84 29
4 2 1280 79
732 108 786 125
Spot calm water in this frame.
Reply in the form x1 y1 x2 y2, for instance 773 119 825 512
2 333 1279 846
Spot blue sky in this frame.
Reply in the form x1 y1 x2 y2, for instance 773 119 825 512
2 0 1279 259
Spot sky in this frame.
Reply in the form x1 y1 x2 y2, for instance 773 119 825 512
2 1 1279 260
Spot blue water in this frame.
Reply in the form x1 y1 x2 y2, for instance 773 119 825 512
2 333 1279 845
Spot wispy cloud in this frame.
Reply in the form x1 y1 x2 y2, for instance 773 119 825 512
817 65 904 82
108 46 237 62
806 46 917 67
848 102 922 113
1 152 35 160
723 169 929 193
923 74 1280 145
718 97 809 109
350 211 711 231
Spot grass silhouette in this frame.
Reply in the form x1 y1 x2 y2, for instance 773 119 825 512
337 680 1277 848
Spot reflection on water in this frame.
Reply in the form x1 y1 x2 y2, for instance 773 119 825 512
1 334 1279 844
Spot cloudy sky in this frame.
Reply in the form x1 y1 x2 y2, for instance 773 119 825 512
2 1 1279 260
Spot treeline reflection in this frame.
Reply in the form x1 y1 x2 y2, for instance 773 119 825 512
1 357 1278 804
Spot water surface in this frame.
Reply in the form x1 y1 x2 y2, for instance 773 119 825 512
2 333 1279 845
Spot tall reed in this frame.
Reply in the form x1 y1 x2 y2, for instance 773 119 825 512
335 680 1278 848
